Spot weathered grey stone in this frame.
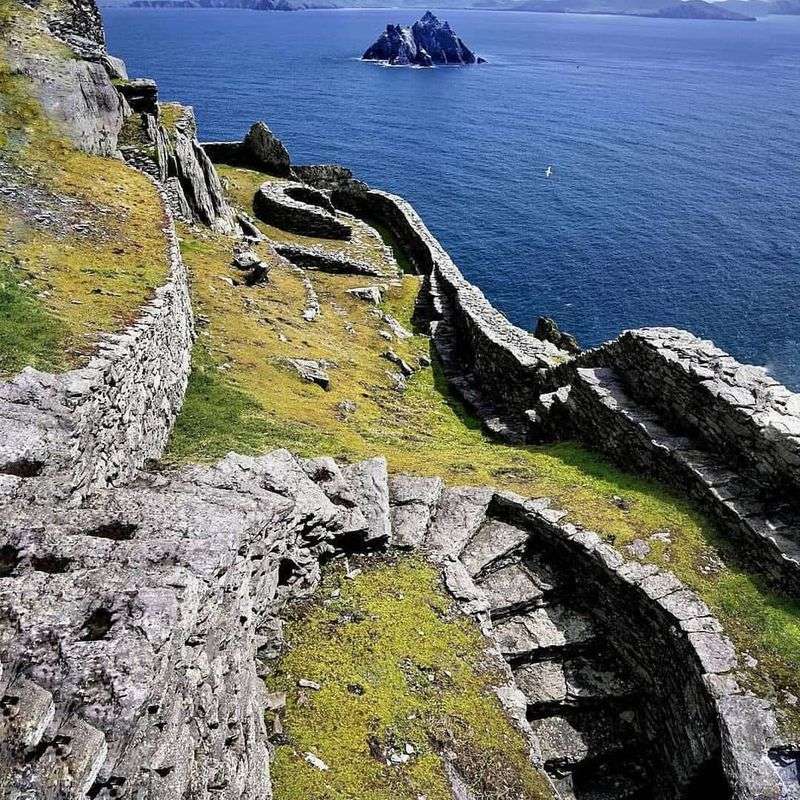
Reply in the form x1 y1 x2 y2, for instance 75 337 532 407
514 661 567 705
243 121 291 177
460 519 529 577
477 561 550 614
347 286 385 304
285 358 330 390
424 486 493 561
493 607 595 658
342 458 391 543
388 475 443 549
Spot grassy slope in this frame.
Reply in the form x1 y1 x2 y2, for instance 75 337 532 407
168 165 800 741
0 0 170 376
268 557 553 800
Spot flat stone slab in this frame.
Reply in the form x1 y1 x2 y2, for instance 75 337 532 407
459 518 530 577
477 562 548 615
424 486 494 561
342 458 391 543
514 660 567 705
493 606 595 659
389 475 444 550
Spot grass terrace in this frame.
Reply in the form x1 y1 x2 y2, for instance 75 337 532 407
0 0 170 376
266 557 553 800
169 164 800 740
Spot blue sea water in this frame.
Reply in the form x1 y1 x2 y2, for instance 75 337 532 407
103 8 800 386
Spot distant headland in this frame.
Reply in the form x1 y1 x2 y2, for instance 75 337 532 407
101 0 800 14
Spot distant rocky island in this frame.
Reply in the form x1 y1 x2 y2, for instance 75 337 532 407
362 11 486 67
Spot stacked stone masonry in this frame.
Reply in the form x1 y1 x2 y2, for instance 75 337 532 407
0 178 193 494
2 444 794 799
323 180 800 597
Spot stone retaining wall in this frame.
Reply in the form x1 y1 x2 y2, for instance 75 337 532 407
334 187 570 415
602 328 800 493
64 180 194 493
0 178 194 495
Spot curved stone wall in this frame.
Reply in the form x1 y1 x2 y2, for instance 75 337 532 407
332 187 570 422
0 179 194 494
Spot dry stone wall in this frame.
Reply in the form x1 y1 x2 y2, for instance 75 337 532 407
328 181 800 598
603 328 800 492
0 179 193 494
332 187 570 423
63 181 194 493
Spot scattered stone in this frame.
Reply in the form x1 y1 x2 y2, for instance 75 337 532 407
304 752 329 771
337 400 357 418
381 350 415 377
382 314 412 339
298 679 321 691
347 286 386 305
232 250 261 270
286 358 330 390
418 354 431 368
611 495 631 511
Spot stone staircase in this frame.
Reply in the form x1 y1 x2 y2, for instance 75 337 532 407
561 365 800 592
1 445 793 799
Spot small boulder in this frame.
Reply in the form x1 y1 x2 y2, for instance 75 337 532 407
287 358 330 390
347 286 385 305
243 121 291 177
232 250 262 270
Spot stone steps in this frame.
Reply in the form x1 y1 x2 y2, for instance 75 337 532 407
570 366 800 591
439 500 674 799
427 276 527 444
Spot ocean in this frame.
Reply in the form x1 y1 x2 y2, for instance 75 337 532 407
103 7 800 387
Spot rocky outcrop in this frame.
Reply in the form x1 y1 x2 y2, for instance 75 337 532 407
121 104 238 233
203 121 292 176
535 316 581 354
362 11 486 67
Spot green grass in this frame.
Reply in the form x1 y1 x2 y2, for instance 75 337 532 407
0 0 171 376
0 261 66 374
267 557 553 800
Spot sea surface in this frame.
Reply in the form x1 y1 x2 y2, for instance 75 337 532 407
103 8 800 386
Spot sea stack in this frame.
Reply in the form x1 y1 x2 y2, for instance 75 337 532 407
362 11 486 67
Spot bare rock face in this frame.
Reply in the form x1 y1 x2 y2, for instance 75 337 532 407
243 121 292 177
534 316 581 354
362 11 486 67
